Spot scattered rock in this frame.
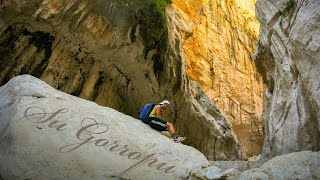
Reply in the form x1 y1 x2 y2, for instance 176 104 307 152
210 161 250 172
238 168 270 180
248 154 261 161
190 165 223 180
221 168 241 180
205 166 223 179
201 162 210 169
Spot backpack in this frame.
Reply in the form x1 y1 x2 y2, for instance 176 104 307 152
139 103 155 124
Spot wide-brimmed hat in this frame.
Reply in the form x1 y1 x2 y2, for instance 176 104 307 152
159 100 170 105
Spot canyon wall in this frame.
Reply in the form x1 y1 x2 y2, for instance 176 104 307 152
0 0 245 160
173 0 263 156
255 0 320 159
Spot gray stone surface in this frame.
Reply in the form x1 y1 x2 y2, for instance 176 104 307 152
0 75 211 179
205 166 222 179
239 168 270 180
209 160 264 176
260 151 320 180
209 161 250 172
221 168 241 180
255 0 320 159
238 151 320 180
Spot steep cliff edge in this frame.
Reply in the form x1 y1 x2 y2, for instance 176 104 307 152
0 0 245 160
255 0 320 159
173 0 263 157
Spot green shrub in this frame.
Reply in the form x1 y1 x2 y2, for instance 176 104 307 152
282 0 295 16
110 0 172 60
137 0 172 50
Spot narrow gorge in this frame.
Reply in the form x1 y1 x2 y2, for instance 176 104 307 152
0 0 319 179
173 0 263 157
0 0 257 160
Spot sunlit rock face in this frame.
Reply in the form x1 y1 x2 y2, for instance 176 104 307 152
255 0 320 160
0 0 246 160
173 0 263 156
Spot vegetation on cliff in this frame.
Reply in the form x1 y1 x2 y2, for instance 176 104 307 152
111 0 172 51
110 0 172 76
137 0 172 48
135 0 173 76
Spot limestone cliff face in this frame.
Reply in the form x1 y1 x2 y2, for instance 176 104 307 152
173 0 263 156
0 0 153 117
255 0 320 159
0 0 246 160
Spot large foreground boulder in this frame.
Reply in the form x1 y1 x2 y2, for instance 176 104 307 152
238 151 320 180
0 75 209 179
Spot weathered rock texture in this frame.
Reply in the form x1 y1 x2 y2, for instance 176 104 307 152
173 0 264 156
255 0 320 159
238 151 320 180
0 75 211 179
203 151 320 180
0 0 245 160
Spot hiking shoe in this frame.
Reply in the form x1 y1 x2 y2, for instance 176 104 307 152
174 136 186 143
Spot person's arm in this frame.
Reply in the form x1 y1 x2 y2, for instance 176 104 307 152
156 105 162 118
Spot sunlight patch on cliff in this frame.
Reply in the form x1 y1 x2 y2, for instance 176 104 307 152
235 0 260 40
173 0 263 157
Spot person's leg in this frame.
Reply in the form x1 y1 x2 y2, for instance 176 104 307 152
149 118 186 143
165 122 175 134
149 117 167 131
165 122 186 142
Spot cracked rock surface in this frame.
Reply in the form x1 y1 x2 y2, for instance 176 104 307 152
255 0 320 159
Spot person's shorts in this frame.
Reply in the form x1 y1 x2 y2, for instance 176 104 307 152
148 117 167 131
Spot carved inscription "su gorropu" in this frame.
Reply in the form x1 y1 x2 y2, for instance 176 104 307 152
21 106 176 177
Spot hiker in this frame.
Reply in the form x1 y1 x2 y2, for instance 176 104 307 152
148 100 186 143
